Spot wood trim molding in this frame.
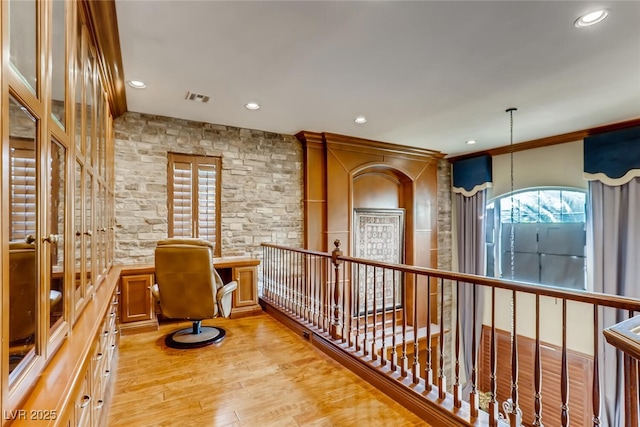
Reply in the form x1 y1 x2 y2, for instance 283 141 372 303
449 117 640 162
80 0 127 118
295 131 445 160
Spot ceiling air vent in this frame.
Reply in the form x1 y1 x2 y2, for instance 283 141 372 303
185 91 210 103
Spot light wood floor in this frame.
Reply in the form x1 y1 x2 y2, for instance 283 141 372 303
108 314 430 427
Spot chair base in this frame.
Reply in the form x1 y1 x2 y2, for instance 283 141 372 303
165 321 226 349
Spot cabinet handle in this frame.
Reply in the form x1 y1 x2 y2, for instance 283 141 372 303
84 230 93 237
110 312 116 318
103 331 109 337
95 400 104 410
42 234 59 244
104 370 110 378
80 395 91 409
95 352 104 361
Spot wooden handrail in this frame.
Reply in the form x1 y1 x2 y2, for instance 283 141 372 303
262 243 640 311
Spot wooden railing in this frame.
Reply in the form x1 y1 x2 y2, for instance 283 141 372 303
604 316 640 427
260 241 640 427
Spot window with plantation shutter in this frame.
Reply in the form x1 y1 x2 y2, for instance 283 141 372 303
168 153 221 256
10 139 37 242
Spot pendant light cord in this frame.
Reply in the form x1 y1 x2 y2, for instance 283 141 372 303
507 108 517 281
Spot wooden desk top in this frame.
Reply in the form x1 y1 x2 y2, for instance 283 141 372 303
115 257 260 275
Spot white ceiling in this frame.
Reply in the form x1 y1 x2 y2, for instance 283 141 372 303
115 1 640 157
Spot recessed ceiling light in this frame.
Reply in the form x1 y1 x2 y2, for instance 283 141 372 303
245 102 260 110
127 80 146 89
466 140 477 145
354 116 367 124
575 9 609 28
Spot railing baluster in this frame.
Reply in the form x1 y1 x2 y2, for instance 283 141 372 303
439 277 446 398
364 265 369 356
412 274 420 384
425 276 432 390
509 289 520 427
561 298 569 427
372 267 378 360
489 287 498 426
533 294 543 426
297 251 302 317
305 253 310 323
341 261 348 343
592 304 601 427
470 283 479 418
381 268 387 367
453 281 461 408
401 271 408 377
331 241 341 340
391 269 398 371
356 264 361 352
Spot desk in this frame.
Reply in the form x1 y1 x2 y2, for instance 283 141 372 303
118 258 262 334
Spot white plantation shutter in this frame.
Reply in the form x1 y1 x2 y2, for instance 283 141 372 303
171 161 193 237
197 164 217 241
168 153 221 256
10 145 37 241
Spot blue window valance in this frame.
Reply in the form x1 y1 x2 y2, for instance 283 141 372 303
584 126 640 186
452 154 492 197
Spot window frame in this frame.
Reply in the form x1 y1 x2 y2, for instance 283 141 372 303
486 186 588 290
167 152 222 257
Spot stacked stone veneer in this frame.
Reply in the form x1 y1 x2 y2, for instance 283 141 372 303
437 158 454 389
113 112 303 264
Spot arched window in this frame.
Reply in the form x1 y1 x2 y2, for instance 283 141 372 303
486 187 587 290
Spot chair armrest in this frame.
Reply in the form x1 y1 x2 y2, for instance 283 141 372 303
216 281 237 302
216 281 237 318
151 284 160 301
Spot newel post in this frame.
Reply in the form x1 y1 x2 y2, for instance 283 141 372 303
330 239 343 340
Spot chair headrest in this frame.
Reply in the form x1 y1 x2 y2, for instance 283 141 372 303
156 238 214 249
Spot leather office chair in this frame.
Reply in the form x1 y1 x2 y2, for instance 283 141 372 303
9 241 63 345
152 238 237 349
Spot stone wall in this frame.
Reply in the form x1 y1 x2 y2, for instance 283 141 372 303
113 112 303 264
437 158 454 387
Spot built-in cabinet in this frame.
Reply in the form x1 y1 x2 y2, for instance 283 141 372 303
118 269 158 335
1 0 125 423
215 258 261 318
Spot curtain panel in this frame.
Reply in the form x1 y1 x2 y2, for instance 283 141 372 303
585 126 640 426
452 155 491 394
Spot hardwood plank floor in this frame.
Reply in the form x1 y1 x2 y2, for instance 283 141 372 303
108 314 430 427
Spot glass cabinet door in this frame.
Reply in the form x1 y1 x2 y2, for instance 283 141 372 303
7 95 39 381
74 159 84 309
48 139 66 333
8 0 38 94
51 0 67 129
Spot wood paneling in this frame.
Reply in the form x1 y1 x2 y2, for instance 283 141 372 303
297 131 443 325
479 326 593 427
